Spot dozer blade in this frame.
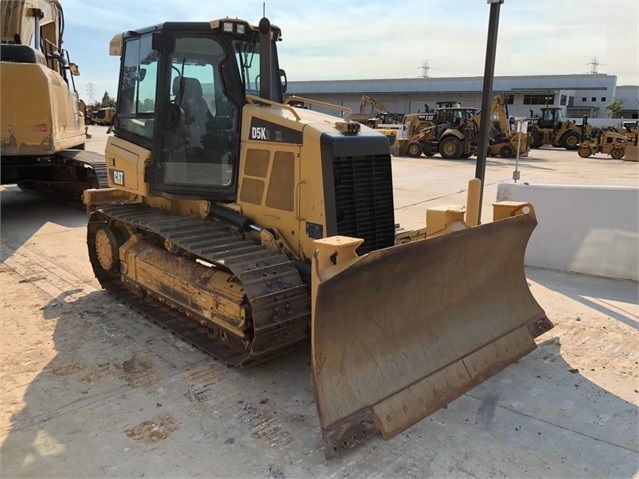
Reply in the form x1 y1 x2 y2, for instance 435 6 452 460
311 213 553 458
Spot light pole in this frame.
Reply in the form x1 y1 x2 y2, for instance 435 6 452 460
474 0 503 224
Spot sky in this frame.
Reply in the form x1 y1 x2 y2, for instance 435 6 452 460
52 0 639 104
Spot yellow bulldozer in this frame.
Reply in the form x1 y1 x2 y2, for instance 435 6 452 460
0 0 106 200
83 16 553 458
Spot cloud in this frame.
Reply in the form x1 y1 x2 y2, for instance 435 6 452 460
59 0 637 102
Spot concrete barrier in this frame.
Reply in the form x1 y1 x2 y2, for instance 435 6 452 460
497 183 639 281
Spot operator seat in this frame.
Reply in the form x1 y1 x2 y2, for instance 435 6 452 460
178 77 213 151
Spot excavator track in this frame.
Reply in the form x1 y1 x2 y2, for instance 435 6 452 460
16 149 107 204
88 203 311 367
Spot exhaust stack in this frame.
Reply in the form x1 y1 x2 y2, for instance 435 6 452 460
258 17 272 101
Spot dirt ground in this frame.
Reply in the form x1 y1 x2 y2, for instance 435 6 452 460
1 126 638 478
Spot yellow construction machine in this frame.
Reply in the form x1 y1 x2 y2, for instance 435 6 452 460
397 96 527 159
476 93 529 158
527 107 589 150
83 16 553 458
0 0 106 200
351 95 401 145
396 106 478 159
577 118 627 159
351 95 401 126
622 121 638 161
92 106 116 126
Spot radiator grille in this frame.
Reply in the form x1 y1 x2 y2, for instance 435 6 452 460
332 154 395 254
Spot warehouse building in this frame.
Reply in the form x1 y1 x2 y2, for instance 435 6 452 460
287 74 638 121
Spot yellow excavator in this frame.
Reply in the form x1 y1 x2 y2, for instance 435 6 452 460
349 95 398 125
83 16 553 458
350 95 401 145
1 0 106 200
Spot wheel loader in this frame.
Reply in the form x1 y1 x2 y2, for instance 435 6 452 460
83 16 553 459
527 107 589 151
0 0 106 201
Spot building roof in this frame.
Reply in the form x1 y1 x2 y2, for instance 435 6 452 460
288 74 618 95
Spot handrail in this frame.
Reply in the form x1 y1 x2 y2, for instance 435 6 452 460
285 95 353 119
245 94 301 121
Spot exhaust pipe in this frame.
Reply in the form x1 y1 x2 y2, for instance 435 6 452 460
258 17 272 101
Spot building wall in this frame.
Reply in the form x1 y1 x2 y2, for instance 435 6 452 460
287 74 620 119
615 85 639 120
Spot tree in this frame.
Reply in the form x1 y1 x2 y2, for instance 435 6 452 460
605 100 623 118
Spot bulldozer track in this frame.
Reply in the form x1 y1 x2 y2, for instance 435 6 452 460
88 203 311 367
17 149 107 205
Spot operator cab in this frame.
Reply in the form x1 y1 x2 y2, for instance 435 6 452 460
434 107 477 137
538 107 566 129
112 18 284 201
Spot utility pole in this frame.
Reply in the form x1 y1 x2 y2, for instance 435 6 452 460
86 82 96 104
474 0 503 225
589 55 599 74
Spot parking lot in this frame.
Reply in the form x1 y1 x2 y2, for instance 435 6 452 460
1 126 638 478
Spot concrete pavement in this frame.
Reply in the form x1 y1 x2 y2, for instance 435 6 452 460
1 125 637 477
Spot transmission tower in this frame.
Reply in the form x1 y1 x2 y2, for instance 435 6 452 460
420 59 430 78
86 82 96 103
588 56 599 75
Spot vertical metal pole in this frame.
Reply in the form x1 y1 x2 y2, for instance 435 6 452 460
474 0 503 224
30 8 44 51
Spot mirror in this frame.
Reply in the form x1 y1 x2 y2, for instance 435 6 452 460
69 63 80 76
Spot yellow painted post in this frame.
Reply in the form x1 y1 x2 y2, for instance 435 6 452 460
466 178 481 226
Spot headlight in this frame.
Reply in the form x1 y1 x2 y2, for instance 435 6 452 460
223 22 233 33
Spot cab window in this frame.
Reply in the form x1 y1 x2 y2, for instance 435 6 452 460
116 33 158 141
162 36 238 188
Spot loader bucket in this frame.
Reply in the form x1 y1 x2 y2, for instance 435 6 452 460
311 212 552 458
